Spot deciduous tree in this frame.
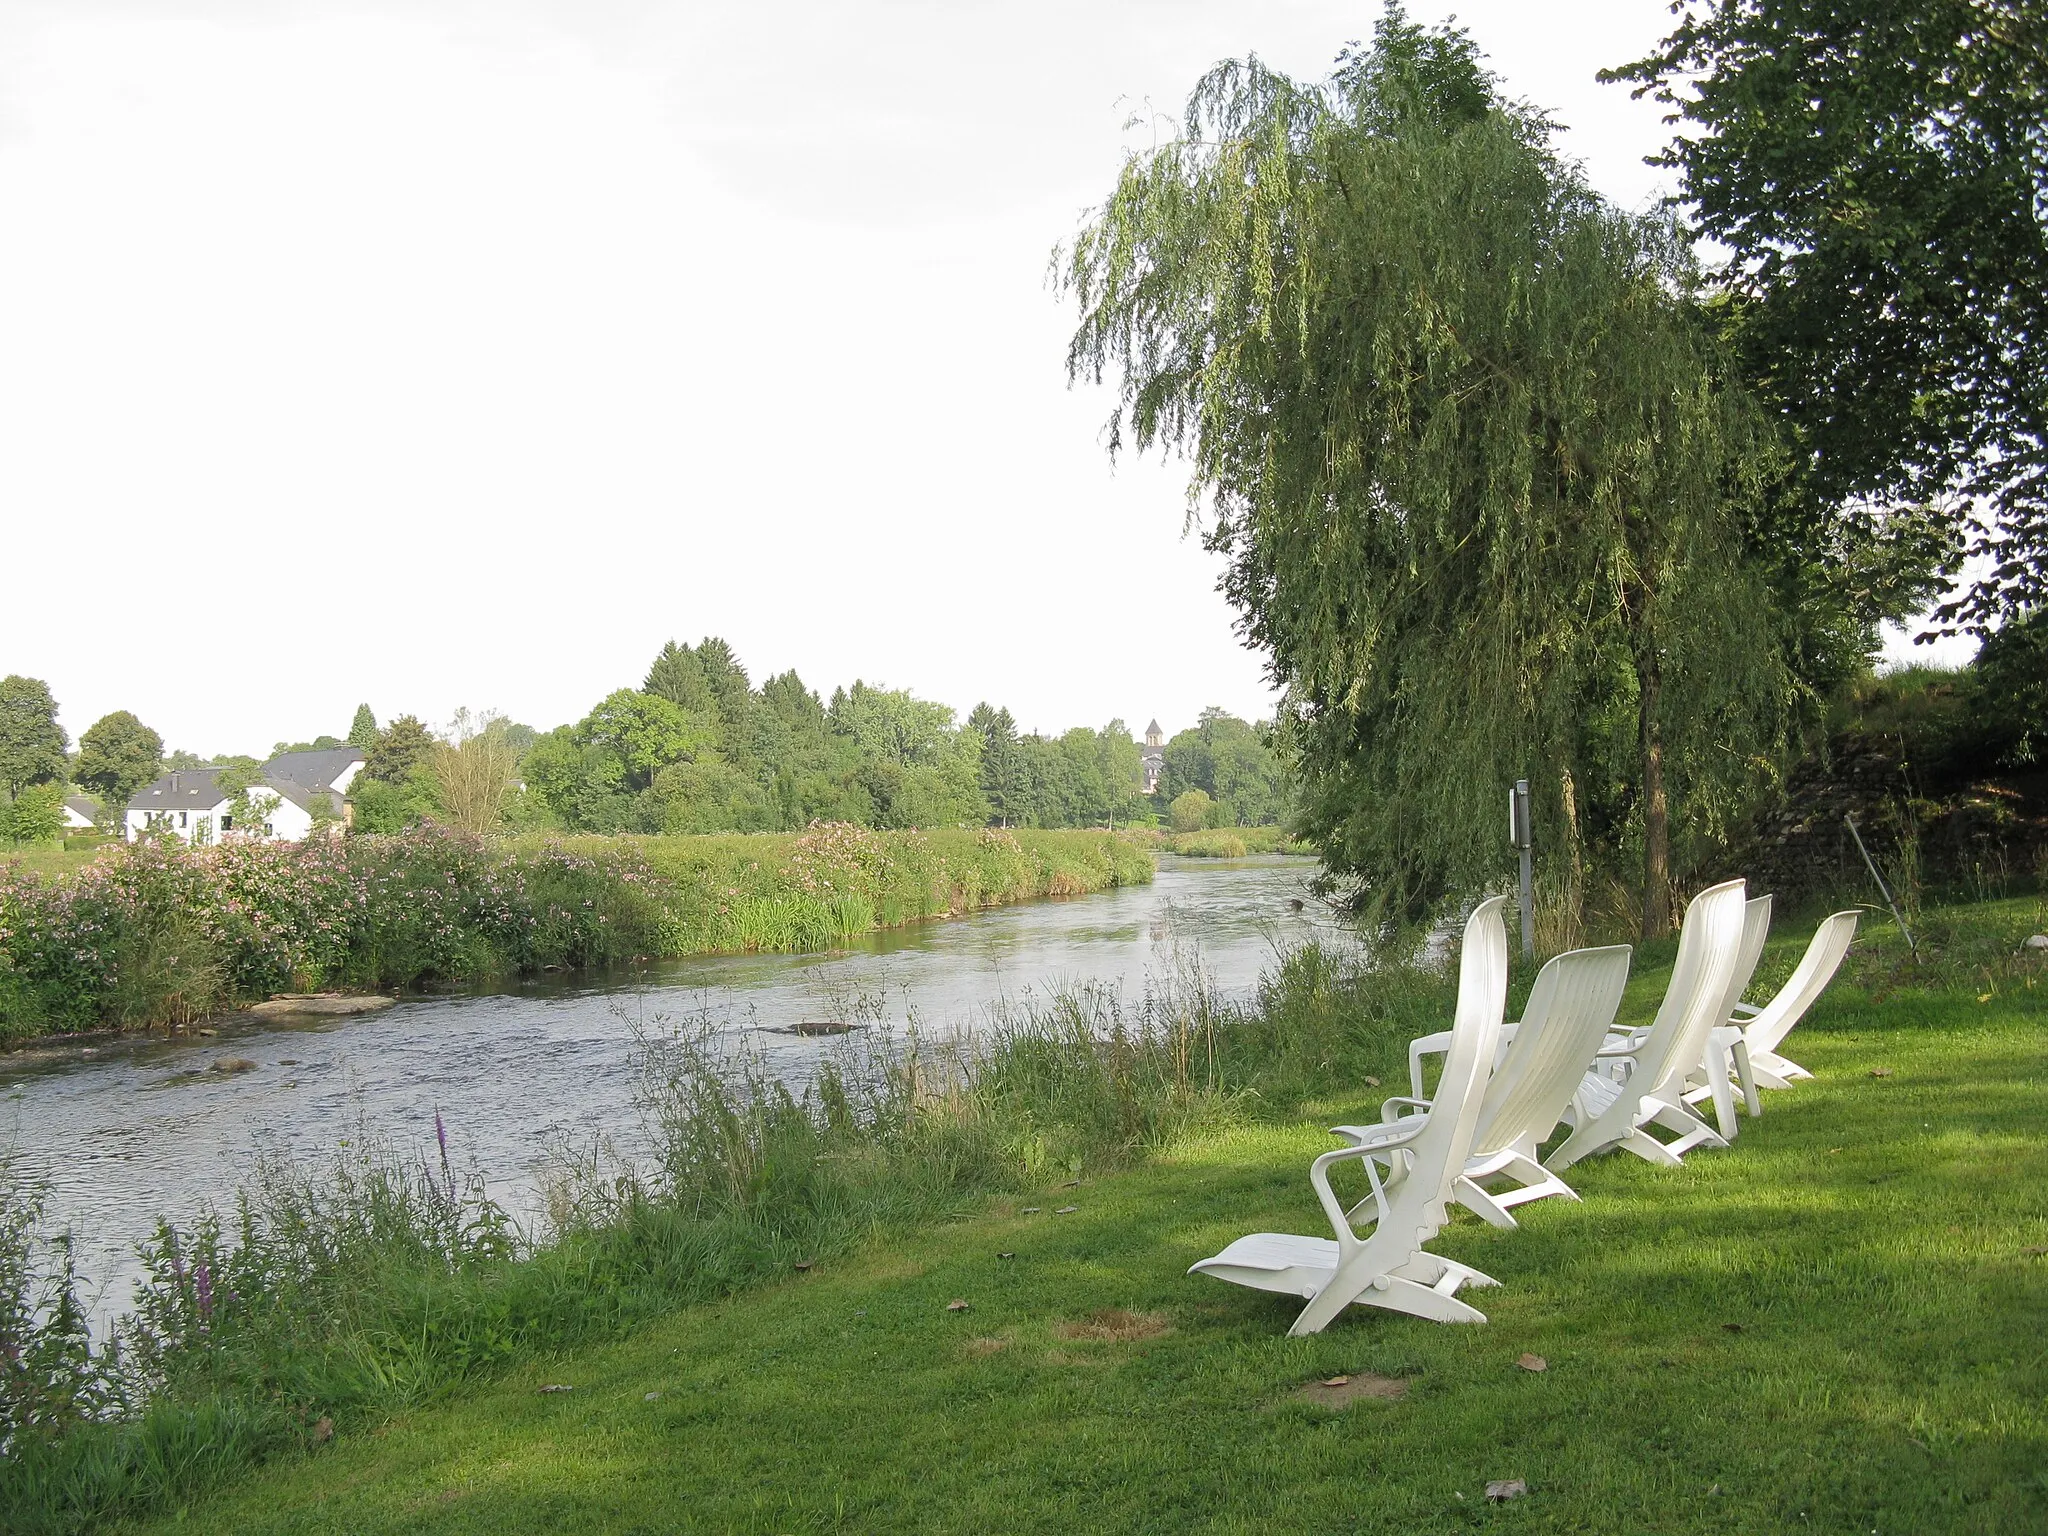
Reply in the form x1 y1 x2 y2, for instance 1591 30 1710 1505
1608 0 2047 633
1062 12 1787 932
75 711 163 810
0 676 68 798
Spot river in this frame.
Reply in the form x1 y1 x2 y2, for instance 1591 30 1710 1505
2 855 1345 1318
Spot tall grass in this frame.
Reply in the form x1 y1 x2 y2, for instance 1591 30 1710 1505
0 936 1448 1533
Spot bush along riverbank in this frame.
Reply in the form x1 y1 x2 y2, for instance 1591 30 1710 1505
0 825 1153 1043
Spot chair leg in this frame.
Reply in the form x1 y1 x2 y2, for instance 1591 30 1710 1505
1453 1175 1519 1231
1731 1038 1762 1118
1707 1052 1739 1140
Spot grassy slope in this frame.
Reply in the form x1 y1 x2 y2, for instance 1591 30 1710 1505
144 935 2048 1534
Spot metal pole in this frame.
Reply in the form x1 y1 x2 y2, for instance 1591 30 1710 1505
1845 815 1917 962
1519 842 1535 960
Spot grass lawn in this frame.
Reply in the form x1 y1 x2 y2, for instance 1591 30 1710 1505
140 930 2048 1535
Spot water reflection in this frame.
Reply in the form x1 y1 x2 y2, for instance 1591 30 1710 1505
1 856 1343 1314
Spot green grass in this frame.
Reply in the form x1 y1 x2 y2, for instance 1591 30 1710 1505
0 845 110 882
127 905 2048 1535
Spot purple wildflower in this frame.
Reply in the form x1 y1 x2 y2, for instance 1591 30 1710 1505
194 1258 214 1324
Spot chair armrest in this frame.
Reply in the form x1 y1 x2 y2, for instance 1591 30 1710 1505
1407 1030 1453 1098
1378 1095 1432 1124
1307 1124 1426 1245
1730 1002 1762 1019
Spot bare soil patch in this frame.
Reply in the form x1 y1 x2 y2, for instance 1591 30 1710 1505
1052 1308 1173 1343
1291 1372 1410 1407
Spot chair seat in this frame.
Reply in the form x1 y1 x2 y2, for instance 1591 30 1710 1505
1576 1071 1624 1116
1189 1232 1340 1299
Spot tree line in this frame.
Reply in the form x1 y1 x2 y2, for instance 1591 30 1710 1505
0 648 1294 843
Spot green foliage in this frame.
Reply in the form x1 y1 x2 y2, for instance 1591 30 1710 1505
0 677 68 799
1168 788 1214 834
1608 0 2048 631
362 717 435 786
74 711 164 811
1 784 66 845
1159 710 1290 826
346 704 378 750
1062 12 1788 928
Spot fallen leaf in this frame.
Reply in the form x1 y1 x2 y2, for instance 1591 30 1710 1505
1485 1479 1528 1503
1908 1437 1928 1450
1708 1483 1723 1496
946 1298 971 1312
2022 1245 2047 1257
1977 992 1993 1003
1059 1179 1082 1188
1021 1207 1041 1214
792 1260 813 1272
1722 1323 1744 1334
1827 1147 1844 1154
997 1252 1016 1260
643 1391 662 1402
1321 1375 1350 1387
538 1384 575 1394
1364 1076 1381 1088
1869 1067 1893 1078
1055 1205 1078 1215
1516 1353 1547 1372
311 1416 334 1443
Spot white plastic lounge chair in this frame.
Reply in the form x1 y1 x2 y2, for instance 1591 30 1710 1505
1699 909 1861 1102
1674 894 1773 1139
1188 896 1510 1333
1545 880 1750 1173
1342 943 1632 1229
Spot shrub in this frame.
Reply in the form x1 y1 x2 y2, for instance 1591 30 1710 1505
1169 788 1214 833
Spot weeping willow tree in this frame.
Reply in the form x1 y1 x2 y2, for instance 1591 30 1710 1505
1061 12 1790 936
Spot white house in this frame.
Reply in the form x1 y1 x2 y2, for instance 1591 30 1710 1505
61 796 99 831
125 747 365 845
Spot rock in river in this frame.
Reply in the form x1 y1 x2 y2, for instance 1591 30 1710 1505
247 994 397 1020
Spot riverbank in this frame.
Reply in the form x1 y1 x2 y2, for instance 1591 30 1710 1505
0 826 1154 1044
3 892 2040 1533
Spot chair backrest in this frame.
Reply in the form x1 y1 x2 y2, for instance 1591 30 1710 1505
1470 944 1632 1157
1745 910 1861 1055
1396 895 1509 1238
1728 894 1773 1014
1635 879 1750 1100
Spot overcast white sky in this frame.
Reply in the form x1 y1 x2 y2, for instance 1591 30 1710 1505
0 1 1968 758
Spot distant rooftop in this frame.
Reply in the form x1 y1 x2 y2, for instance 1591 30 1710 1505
262 746 365 792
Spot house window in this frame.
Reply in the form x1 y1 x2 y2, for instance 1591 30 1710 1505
221 815 233 831
179 811 188 828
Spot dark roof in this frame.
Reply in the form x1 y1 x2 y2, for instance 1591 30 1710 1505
1146 719 1163 735
63 796 98 822
128 768 231 812
262 747 365 793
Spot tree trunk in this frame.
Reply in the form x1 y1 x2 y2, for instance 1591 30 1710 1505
1559 767 1584 949
1637 645 1672 940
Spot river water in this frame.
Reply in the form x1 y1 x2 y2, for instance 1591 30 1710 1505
2 856 1343 1317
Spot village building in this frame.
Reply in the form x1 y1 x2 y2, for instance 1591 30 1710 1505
124 747 364 845
1141 719 1166 795
60 796 99 831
